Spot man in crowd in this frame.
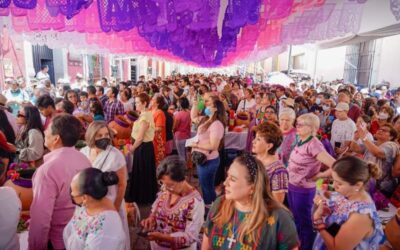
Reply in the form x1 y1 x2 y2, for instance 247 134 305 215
96 86 108 107
330 102 357 152
104 86 124 123
29 114 91 250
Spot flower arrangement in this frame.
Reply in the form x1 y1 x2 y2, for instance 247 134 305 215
6 162 36 188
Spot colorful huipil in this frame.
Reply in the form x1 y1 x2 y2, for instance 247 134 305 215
313 192 384 250
150 189 205 250
204 197 299 250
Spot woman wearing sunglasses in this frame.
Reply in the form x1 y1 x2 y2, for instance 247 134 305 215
15 105 44 166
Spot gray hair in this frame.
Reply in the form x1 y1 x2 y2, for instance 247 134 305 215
279 108 296 122
297 113 320 136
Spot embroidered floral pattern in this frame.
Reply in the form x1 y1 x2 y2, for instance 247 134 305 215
71 207 106 244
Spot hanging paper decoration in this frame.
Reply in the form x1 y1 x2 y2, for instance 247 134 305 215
0 0 370 67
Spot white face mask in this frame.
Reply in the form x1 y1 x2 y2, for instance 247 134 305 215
322 105 330 111
378 112 389 120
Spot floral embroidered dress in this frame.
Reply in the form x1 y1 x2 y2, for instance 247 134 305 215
204 197 299 250
153 109 167 167
313 192 384 250
149 188 205 250
63 207 126 250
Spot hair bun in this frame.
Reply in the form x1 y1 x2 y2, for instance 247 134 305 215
367 163 382 180
102 171 119 186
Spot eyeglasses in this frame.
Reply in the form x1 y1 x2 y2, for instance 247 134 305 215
296 122 308 128
378 128 390 133
157 180 178 191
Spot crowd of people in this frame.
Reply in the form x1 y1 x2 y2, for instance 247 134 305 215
0 72 399 250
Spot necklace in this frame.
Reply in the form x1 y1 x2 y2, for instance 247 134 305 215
227 210 240 249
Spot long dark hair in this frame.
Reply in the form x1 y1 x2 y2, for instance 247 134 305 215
21 106 44 141
200 96 227 131
89 98 104 117
0 109 16 143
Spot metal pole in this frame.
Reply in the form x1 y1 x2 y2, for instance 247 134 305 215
287 45 292 74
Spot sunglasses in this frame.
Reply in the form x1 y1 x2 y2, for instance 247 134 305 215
17 113 25 118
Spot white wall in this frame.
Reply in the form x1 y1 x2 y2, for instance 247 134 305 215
314 46 346 82
377 34 400 87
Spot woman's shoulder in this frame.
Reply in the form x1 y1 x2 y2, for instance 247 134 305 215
270 207 294 222
80 146 90 155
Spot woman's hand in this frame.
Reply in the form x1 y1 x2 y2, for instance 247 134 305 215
147 232 169 241
313 195 325 220
141 216 156 231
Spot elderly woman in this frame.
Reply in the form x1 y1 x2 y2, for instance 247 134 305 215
141 156 204 250
287 113 335 250
125 93 158 205
80 121 130 250
357 123 399 198
277 108 297 167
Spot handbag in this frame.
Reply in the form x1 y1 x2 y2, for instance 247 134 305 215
191 151 207 166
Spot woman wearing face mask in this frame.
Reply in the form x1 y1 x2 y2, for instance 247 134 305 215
319 99 335 133
64 168 127 250
80 121 130 250
370 106 394 135
313 156 384 250
190 97 226 207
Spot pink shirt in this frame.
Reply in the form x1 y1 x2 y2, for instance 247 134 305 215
287 137 325 188
194 120 224 160
29 147 91 250
174 110 191 140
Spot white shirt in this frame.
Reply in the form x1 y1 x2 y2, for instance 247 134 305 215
330 118 357 148
0 187 21 250
236 98 256 113
216 81 227 92
80 146 130 250
36 71 50 81
63 207 126 250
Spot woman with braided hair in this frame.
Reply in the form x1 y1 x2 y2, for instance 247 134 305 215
202 153 299 250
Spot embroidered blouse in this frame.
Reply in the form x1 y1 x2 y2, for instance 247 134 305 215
265 160 289 193
63 207 126 250
150 189 205 250
204 197 299 250
313 192 384 250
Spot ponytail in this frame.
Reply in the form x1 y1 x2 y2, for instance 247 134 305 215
367 162 382 180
